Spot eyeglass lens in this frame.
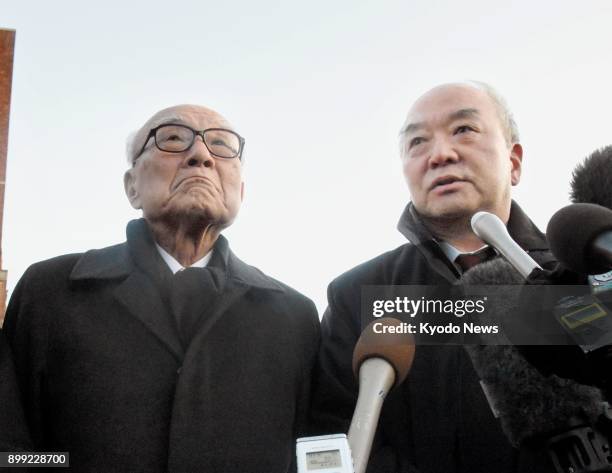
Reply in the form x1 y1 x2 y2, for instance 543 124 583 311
155 125 240 158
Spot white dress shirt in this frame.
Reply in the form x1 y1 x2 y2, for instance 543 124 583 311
155 243 212 274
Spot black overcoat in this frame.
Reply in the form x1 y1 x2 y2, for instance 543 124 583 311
311 201 557 473
2 223 320 473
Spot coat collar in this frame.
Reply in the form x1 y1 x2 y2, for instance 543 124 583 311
69 219 284 293
397 200 549 252
396 200 551 282
68 220 284 361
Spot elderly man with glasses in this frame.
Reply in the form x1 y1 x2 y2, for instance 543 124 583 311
2 105 320 473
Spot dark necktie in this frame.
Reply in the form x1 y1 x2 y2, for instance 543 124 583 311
455 247 497 273
169 267 220 348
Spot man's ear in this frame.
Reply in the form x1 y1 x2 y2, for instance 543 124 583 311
510 143 523 186
124 169 142 209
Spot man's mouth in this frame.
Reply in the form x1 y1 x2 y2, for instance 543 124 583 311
175 176 214 191
430 176 465 190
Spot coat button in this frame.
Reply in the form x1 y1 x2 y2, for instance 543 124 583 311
177 367 182 375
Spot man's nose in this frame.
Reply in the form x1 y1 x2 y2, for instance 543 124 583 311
184 137 215 168
428 136 459 168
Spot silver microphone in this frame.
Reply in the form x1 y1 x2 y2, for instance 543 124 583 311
348 318 415 473
471 211 541 278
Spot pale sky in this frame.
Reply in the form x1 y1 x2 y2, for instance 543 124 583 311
2 0 612 314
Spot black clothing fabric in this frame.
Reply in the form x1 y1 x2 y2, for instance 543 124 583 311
169 267 219 347
3 219 320 473
0 330 32 453
311 201 556 473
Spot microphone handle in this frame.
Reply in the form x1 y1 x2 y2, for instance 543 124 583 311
471 212 541 278
348 358 396 473
493 233 541 279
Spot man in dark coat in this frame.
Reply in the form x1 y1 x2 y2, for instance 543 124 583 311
311 82 555 472
2 105 320 472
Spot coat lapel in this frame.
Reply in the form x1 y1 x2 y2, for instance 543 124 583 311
185 278 250 352
184 239 285 349
113 271 184 360
70 243 185 361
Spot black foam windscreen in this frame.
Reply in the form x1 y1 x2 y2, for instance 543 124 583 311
571 145 612 209
546 203 612 274
464 344 603 446
460 258 523 343
459 259 604 446
461 257 523 286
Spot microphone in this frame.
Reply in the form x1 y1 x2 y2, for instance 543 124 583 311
568 145 612 299
460 260 610 472
348 317 415 473
471 211 542 278
462 255 611 388
547 203 612 275
571 145 612 209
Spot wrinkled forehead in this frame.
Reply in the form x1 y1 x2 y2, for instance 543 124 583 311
403 84 496 131
142 104 233 132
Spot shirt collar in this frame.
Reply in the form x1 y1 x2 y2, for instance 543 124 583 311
437 240 489 261
437 240 493 271
155 243 213 274
70 219 284 292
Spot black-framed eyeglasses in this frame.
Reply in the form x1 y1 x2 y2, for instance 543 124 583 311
136 124 245 161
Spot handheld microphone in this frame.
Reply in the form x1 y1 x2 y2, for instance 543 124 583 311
471 211 542 278
348 318 415 473
297 318 414 473
547 203 612 275
462 254 612 389
460 260 611 473
569 145 612 293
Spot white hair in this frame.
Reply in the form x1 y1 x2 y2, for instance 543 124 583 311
125 113 184 166
125 131 139 166
466 80 519 145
